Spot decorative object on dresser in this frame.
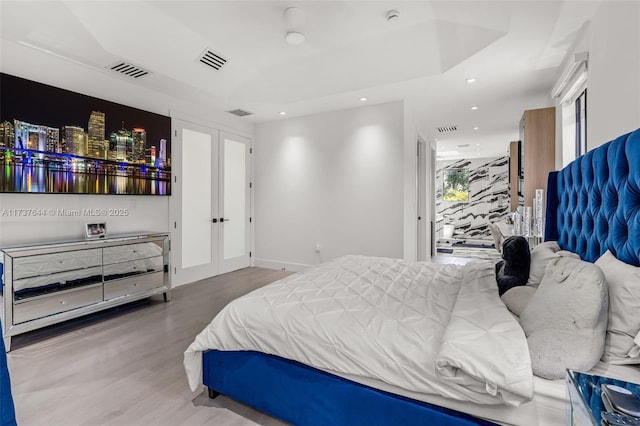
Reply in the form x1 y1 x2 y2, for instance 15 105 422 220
0 232 170 351
85 222 107 239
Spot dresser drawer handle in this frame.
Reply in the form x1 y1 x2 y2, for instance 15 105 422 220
59 300 66 305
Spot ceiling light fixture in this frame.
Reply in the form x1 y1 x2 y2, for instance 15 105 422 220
284 7 306 45
359 97 367 102
283 7 306 28
471 106 479 110
473 126 479 130
279 111 287 115
285 32 305 45
466 77 477 83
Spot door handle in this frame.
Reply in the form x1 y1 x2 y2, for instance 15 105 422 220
212 218 218 223
219 218 230 222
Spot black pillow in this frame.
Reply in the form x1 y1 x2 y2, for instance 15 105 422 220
495 236 531 296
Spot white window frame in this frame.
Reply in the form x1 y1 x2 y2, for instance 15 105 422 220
552 52 588 167
560 69 587 167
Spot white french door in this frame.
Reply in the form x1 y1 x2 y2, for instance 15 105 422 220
219 132 251 273
170 121 251 286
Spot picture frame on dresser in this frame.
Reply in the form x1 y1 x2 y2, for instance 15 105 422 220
85 223 107 239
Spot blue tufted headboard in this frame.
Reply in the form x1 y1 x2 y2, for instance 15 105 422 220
545 128 640 266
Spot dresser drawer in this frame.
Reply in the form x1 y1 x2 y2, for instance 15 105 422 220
103 242 163 264
13 248 102 280
104 271 164 300
103 257 164 281
13 284 103 324
13 266 103 299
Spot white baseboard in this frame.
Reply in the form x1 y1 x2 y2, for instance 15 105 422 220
253 258 311 272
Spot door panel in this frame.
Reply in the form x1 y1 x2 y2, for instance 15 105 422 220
417 139 427 261
182 128 215 269
430 145 436 258
219 132 251 273
170 120 219 285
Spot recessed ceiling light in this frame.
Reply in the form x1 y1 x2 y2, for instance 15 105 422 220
360 97 367 102
471 106 479 110
285 32 305 45
466 77 477 83
473 126 479 130
279 111 287 115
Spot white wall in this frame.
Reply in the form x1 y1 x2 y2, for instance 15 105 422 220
0 40 253 247
553 1 639 163
254 101 405 270
586 1 640 148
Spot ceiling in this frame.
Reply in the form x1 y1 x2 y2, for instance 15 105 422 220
0 1 600 159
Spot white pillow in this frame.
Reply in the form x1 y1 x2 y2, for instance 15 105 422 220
527 241 560 287
501 286 536 317
595 250 640 364
519 257 608 379
527 241 580 287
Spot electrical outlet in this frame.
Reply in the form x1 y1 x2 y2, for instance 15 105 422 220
314 243 321 253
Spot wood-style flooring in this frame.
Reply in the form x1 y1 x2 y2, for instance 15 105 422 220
6 267 293 426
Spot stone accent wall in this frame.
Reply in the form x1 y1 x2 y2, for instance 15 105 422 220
436 156 509 241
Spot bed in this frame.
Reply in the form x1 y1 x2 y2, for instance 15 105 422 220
0 319 16 426
184 128 640 425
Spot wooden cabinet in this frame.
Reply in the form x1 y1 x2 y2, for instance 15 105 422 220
0 233 170 351
520 107 556 208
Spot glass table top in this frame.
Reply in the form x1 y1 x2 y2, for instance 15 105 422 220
567 370 640 426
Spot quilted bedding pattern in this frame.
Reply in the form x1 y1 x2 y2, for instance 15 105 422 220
184 255 533 405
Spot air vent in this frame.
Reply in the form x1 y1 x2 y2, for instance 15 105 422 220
199 49 227 70
457 144 470 148
227 109 254 117
437 125 458 133
107 61 150 79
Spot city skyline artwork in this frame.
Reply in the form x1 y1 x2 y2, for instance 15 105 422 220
0 73 172 195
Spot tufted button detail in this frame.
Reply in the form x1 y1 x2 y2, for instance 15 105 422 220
553 129 640 264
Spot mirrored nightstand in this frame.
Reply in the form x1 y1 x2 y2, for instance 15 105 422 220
567 369 640 426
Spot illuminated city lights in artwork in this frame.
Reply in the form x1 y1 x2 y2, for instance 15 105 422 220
0 73 171 195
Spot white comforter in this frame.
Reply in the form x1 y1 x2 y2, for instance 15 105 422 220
184 255 533 406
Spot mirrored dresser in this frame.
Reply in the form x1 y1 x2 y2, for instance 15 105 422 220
0 232 170 351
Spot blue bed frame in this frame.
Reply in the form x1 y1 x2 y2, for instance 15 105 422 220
545 128 640 266
0 320 16 426
203 128 640 425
